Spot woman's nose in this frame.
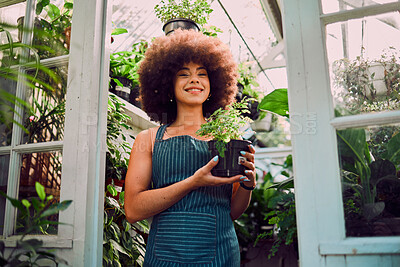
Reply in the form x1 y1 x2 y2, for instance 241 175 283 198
190 76 200 83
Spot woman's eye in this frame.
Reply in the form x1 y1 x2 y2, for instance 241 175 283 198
178 73 189 77
198 73 207 77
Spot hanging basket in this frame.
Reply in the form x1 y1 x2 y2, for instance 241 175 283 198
251 113 273 132
162 18 200 36
365 62 387 99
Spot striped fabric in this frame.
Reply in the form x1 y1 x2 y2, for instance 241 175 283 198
143 124 240 267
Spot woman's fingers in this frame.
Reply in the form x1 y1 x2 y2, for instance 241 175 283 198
202 155 219 173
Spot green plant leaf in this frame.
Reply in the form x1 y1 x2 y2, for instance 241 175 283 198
40 200 72 218
35 182 46 201
386 133 400 164
21 199 31 209
112 28 128 35
258 88 289 117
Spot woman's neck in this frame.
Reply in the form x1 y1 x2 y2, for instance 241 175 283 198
172 105 206 128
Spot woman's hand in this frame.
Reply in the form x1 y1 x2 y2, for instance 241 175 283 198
188 155 243 189
239 144 256 188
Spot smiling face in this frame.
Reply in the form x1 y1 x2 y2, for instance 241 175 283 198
173 62 210 107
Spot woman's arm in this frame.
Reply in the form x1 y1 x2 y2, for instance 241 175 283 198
230 145 256 220
124 129 243 223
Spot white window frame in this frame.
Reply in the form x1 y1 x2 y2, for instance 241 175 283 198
1 0 112 265
281 0 400 266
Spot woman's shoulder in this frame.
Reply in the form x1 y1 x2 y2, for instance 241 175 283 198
134 126 161 152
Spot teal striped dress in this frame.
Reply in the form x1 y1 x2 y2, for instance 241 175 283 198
143 124 240 266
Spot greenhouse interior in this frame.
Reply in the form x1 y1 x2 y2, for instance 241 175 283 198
0 0 400 266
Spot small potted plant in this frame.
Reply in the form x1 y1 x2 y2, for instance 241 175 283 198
196 97 253 177
154 0 213 35
109 40 148 107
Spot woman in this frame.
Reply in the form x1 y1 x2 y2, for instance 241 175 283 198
124 29 256 266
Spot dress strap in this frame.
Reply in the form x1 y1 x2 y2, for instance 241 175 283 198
155 123 169 140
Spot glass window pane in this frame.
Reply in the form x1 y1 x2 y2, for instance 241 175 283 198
337 124 400 237
0 154 10 235
34 0 73 59
0 2 26 65
22 65 67 144
17 151 62 235
0 77 17 147
321 0 398 14
326 12 400 115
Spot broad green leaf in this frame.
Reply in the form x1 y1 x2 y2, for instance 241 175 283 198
258 88 289 117
35 182 46 201
386 133 400 165
112 28 128 35
21 199 31 209
337 128 367 164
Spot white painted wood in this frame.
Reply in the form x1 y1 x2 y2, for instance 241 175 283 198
58 0 112 265
111 93 158 134
254 146 292 159
260 0 283 41
282 0 400 266
324 255 346 267
321 2 400 25
320 237 400 255
0 0 24 9
3 0 35 239
392 255 400 267
330 111 400 130
343 255 381 266
256 41 286 71
11 141 63 153
282 0 346 266
3 235 72 248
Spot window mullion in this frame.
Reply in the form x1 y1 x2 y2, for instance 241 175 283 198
3 0 36 238
330 110 400 130
321 2 400 25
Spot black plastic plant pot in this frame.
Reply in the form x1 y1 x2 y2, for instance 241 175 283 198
162 18 200 36
208 139 251 177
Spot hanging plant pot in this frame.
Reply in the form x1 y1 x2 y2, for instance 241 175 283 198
365 63 387 99
109 76 132 102
251 113 273 132
162 18 200 36
208 139 251 177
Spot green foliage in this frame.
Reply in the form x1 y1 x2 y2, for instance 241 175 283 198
201 25 223 37
332 47 400 113
103 184 148 267
0 182 72 266
234 175 277 252
237 62 262 101
258 88 289 118
106 94 134 181
196 97 253 157
32 0 73 58
154 0 213 25
338 127 400 222
104 95 149 266
110 40 148 88
249 155 297 259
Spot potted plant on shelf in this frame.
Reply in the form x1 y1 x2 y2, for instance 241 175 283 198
109 40 148 108
196 97 253 177
332 47 400 113
154 0 213 35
